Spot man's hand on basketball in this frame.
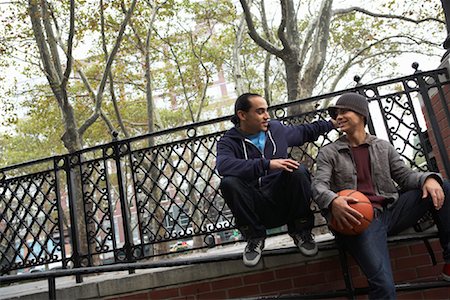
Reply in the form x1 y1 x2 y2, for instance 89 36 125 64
422 177 444 210
330 196 364 230
269 159 300 172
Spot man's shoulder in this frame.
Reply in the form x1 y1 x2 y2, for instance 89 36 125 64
367 135 394 149
318 141 342 158
220 127 241 139
268 120 283 127
218 128 241 147
324 135 348 149
265 120 285 134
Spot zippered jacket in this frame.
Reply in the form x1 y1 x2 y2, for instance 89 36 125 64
312 134 443 214
216 120 334 187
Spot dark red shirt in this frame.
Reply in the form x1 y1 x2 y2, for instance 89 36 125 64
351 144 387 208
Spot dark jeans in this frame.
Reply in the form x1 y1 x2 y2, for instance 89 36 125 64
338 180 450 300
219 165 315 239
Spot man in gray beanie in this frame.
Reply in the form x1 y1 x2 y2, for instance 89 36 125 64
312 92 450 299
327 93 369 123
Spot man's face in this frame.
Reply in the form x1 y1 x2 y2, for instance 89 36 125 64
335 108 365 133
238 96 270 134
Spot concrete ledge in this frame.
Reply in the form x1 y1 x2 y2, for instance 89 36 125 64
0 234 336 300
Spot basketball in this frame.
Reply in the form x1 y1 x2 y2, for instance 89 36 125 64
329 189 374 235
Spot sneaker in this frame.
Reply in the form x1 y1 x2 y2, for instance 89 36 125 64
243 238 265 267
290 231 318 257
443 263 450 281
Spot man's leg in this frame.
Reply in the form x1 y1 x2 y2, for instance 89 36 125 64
386 180 450 276
266 166 317 256
268 165 314 231
337 182 445 299
219 176 266 267
339 218 396 300
220 176 266 239
433 180 450 264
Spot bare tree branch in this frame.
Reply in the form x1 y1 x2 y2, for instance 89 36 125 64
259 0 273 42
103 0 128 137
333 7 445 25
78 0 138 136
277 0 290 51
95 0 137 112
298 15 318 67
327 34 436 92
78 112 100 136
61 0 75 90
28 0 62 104
41 0 62 81
78 69 96 102
189 29 213 122
232 12 247 96
239 0 282 56
78 69 114 133
144 1 167 135
300 0 333 98
263 52 271 105
281 0 300 53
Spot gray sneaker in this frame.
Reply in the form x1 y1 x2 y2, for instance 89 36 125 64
290 231 318 257
243 238 265 267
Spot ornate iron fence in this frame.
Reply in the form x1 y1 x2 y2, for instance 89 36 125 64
1 67 449 276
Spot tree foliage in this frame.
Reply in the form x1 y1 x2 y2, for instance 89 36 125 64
239 0 445 103
0 0 446 167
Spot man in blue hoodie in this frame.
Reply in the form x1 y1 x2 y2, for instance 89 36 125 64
216 93 336 267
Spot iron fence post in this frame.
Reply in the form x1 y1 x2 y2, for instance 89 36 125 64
113 141 135 273
53 158 68 270
65 155 83 283
48 276 56 300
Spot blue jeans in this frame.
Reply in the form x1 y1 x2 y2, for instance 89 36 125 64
338 180 450 299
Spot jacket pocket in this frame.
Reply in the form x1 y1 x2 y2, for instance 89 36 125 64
333 166 354 187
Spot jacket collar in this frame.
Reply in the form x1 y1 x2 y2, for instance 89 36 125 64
335 133 377 150
225 122 272 140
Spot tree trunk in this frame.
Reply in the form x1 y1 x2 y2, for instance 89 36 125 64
232 13 247 96
28 0 137 268
264 53 271 105
284 57 301 102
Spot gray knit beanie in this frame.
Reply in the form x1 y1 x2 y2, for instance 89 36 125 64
328 93 369 120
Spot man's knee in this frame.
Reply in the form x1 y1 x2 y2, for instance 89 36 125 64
219 176 242 192
369 283 396 300
366 264 396 299
443 180 450 195
290 165 311 181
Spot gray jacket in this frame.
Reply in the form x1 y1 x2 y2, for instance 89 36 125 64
312 134 442 214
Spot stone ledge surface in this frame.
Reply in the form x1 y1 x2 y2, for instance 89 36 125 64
0 233 335 300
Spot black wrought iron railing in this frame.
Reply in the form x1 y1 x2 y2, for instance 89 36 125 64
1 66 449 277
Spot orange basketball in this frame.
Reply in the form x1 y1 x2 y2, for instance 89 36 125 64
329 189 373 235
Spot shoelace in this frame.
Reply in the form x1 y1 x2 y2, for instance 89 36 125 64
298 232 315 243
247 239 263 252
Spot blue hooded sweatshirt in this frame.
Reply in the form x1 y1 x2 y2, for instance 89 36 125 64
216 120 334 187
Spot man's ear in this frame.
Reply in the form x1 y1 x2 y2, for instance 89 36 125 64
237 110 246 122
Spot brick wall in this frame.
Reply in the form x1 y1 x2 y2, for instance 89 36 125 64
106 239 449 300
423 84 450 179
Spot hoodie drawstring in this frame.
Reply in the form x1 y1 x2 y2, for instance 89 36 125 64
267 130 276 155
242 140 249 160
